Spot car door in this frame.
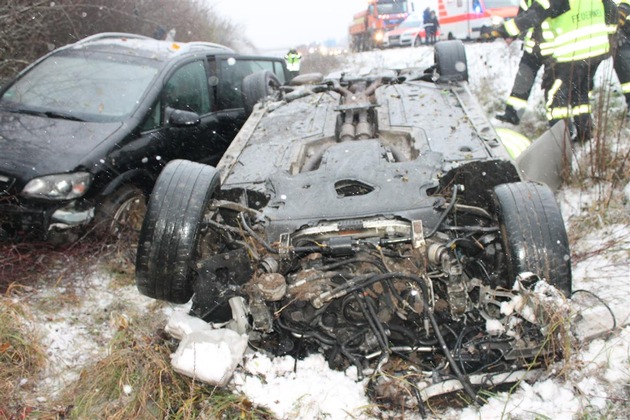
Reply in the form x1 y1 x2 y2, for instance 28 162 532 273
160 59 225 165
209 55 289 152
131 55 288 175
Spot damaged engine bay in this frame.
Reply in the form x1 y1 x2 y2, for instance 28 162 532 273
136 41 573 408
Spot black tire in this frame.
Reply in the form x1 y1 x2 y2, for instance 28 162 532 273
413 36 423 47
93 185 147 240
434 40 468 83
242 70 281 116
136 159 220 303
493 182 572 296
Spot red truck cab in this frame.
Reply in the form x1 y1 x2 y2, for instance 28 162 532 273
349 0 410 51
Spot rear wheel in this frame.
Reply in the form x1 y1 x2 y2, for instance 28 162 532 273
493 182 572 296
434 40 468 83
242 70 281 115
135 159 220 303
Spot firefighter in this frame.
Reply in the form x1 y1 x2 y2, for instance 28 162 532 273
614 0 630 116
495 1 547 125
486 0 613 143
284 49 302 79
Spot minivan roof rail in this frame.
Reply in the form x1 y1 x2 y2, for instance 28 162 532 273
75 33 154 44
187 42 234 52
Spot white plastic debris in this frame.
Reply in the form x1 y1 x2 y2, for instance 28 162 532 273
170 329 248 386
485 318 505 335
165 311 214 340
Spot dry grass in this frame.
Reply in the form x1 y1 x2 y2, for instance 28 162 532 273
0 235 272 419
0 297 47 418
56 322 272 420
0 234 136 294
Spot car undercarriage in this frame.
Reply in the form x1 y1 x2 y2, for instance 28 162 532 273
135 41 572 408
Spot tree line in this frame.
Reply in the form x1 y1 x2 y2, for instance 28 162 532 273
0 0 250 79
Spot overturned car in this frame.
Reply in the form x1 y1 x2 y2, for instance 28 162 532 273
135 41 573 407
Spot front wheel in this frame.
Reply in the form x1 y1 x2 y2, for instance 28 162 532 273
493 182 572 296
413 36 423 47
135 159 220 303
93 184 147 240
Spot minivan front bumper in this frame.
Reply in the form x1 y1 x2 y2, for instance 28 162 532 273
0 199 94 240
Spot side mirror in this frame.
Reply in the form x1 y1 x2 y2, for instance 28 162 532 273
166 107 200 127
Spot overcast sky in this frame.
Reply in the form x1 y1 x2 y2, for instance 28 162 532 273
211 0 370 52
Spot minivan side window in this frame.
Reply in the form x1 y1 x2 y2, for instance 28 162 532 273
215 58 286 110
246 60 287 85
163 61 211 115
140 100 162 131
216 58 250 110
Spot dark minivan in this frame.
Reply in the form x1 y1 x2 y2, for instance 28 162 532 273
0 33 288 241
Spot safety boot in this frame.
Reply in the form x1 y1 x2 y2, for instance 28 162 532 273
495 105 520 125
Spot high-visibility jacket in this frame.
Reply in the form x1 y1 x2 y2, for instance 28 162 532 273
505 0 610 62
543 0 609 61
285 52 302 72
517 0 549 54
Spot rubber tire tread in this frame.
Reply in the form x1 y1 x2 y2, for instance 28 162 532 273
242 70 280 116
494 182 572 296
136 159 220 303
434 40 469 83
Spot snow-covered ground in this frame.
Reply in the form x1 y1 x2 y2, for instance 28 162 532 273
17 42 630 418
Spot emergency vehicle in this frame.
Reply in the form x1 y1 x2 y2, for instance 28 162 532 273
382 0 518 48
433 0 519 40
349 0 410 51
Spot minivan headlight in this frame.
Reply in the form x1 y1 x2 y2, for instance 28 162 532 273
22 172 92 200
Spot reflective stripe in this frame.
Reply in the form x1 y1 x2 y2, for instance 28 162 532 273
546 79 563 110
524 30 536 53
542 26 610 61
553 24 609 45
520 0 529 9
535 0 551 8
622 82 630 94
546 104 591 120
540 43 555 55
505 20 520 36
507 96 529 110
542 30 554 39
607 24 618 34
555 46 609 62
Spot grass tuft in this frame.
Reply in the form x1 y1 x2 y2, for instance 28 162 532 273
0 297 47 416
57 321 273 419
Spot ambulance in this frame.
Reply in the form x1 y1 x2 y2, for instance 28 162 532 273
435 0 519 40
383 0 518 46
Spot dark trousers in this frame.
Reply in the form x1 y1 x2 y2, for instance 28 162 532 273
613 36 630 107
542 56 605 143
506 48 544 111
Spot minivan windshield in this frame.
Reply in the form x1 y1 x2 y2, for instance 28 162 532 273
0 50 160 122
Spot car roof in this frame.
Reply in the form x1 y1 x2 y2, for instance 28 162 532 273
63 32 235 62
